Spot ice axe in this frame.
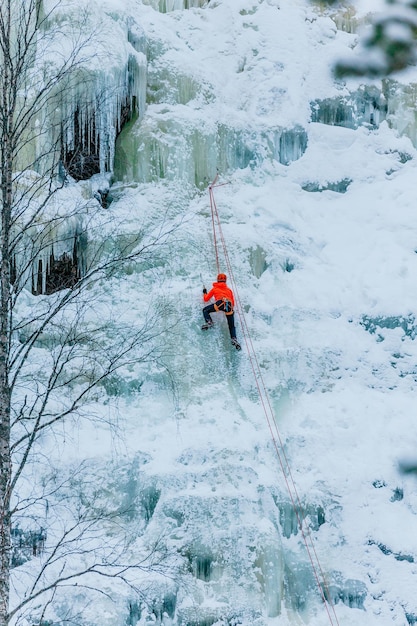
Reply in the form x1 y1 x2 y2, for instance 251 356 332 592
200 272 207 295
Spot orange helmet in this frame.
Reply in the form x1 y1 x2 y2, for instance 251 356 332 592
217 273 227 282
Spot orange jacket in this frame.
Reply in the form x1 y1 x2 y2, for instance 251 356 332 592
203 281 235 306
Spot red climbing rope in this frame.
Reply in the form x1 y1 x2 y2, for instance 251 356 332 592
209 173 230 275
207 176 341 626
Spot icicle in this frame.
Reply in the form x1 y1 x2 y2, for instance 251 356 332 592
142 0 207 12
24 8 147 180
11 177 89 295
384 81 417 147
311 86 387 130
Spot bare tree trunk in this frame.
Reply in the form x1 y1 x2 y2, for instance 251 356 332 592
0 296 11 623
0 2 13 621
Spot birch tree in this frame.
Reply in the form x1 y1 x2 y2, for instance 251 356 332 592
0 2 174 624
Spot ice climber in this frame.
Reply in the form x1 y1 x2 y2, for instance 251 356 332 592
202 273 241 350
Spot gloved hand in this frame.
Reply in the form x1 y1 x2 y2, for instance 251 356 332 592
203 288 207 294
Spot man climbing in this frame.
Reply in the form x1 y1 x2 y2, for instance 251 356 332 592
202 273 241 350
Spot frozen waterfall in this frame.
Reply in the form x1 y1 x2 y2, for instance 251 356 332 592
11 0 417 625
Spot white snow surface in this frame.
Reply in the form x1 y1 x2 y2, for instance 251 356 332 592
12 1 417 625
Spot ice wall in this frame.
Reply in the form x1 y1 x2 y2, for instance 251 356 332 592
115 116 308 187
310 80 417 150
75 445 369 625
311 86 386 130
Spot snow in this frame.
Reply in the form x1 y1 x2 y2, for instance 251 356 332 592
10 0 417 625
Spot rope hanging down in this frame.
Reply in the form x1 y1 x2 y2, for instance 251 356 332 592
207 176 340 626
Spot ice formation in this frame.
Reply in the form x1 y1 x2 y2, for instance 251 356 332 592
26 0 147 180
13 0 147 293
11 178 91 294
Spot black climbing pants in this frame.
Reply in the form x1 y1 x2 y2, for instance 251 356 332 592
203 300 237 339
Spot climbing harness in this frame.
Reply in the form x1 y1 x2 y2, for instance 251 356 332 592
207 175 341 626
214 298 233 315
